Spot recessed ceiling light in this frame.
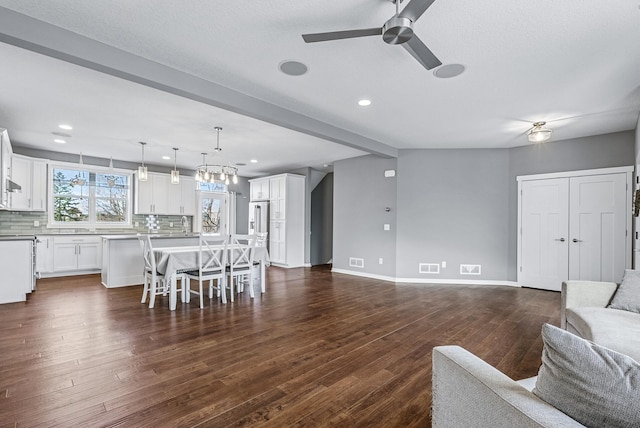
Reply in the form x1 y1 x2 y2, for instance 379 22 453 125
358 99 372 106
250 159 258 163
54 139 66 144
162 155 171 160
279 60 308 76
58 124 73 130
433 64 465 79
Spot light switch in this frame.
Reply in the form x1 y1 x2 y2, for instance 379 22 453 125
383 224 390 231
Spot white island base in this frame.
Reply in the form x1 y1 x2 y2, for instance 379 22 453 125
101 235 198 288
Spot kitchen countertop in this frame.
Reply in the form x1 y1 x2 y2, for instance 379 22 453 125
101 233 199 240
0 235 36 241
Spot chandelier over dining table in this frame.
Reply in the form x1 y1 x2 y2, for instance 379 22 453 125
194 126 239 185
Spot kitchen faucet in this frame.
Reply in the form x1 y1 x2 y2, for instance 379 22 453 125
180 216 190 235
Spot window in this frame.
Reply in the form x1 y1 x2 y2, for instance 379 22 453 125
49 163 132 228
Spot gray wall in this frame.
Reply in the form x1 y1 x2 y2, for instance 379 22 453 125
333 155 397 277
311 173 333 265
396 149 510 280
333 130 635 282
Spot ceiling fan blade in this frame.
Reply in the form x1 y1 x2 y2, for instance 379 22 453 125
402 35 442 70
302 27 382 43
399 0 437 23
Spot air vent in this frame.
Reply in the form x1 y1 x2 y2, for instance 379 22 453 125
460 264 481 275
419 263 440 274
349 257 364 268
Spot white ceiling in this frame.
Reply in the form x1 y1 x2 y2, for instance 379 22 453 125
0 0 638 176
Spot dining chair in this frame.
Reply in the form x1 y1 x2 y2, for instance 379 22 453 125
184 234 228 308
228 234 258 299
138 234 167 308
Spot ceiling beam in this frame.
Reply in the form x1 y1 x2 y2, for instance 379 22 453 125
0 7 398 159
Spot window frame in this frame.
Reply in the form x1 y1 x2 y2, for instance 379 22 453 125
48 161 133 229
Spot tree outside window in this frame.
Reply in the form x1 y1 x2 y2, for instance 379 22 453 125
50 166 131 227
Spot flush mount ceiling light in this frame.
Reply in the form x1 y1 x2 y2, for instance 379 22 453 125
358 99 372 106
58 124 73 130
194 126 239 185
171 148 180 185
53 139 66 144
527 121 553 143
138 141 148 181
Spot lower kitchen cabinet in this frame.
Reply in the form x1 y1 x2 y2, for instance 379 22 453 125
36 236 102 277
0 238 35 304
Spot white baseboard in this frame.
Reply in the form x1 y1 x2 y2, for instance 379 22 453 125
332 268 519 287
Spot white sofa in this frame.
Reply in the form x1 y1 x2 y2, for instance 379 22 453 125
432 280 640 428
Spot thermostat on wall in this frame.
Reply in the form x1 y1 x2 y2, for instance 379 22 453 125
384 169 396 178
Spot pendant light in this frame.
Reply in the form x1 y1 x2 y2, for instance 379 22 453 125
138 141 148 181
194 126 239 185
107 156 116 187
73 152 87 186
171 148 180 184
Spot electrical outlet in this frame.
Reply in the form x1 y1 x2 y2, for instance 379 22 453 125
378 258 383 265
33 220 39 227
383 224 390 231
135 221 139 227
169 222 174 227
441 261 447 268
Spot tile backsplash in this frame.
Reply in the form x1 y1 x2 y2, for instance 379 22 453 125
0 210 193 235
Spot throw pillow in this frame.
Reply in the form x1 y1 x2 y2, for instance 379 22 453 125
608 269 640 313
533 324 640 428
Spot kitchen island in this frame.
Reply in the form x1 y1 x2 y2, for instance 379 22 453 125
101 234 199 288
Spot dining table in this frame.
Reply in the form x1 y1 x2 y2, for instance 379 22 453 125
153 244 270 310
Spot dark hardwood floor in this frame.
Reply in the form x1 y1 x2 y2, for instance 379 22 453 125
0 265 560 427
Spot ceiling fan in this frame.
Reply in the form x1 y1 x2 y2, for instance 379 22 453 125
302 0 442 70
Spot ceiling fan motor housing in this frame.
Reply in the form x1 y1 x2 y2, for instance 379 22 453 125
382 16 414 44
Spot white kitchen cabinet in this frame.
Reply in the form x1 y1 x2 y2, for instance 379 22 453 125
36 236 54 274
134 172 169 214
0 129 13 209
267 173 305 268
249 178 270 201
10 154 47 211
167 175 196 216
52 236 102 273
269 175 286 220
0 238 35 304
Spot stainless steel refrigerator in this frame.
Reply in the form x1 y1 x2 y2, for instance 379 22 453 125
248 201 269 246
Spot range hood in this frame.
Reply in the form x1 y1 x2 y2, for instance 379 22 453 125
6 178 21 193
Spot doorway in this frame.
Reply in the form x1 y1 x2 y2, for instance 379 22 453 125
195 191 228 235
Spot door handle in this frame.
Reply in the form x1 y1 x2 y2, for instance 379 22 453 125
572 238 582 243
555 238 565 242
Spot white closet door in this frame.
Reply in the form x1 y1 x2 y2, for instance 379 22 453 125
568 173 627 283
520 178 569 291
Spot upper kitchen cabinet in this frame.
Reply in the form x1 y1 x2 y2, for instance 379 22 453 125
249 178 270 201
11 154 48 211
0 129 13 209
135 171 197 216
134 172 169 214
167 175 196 216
